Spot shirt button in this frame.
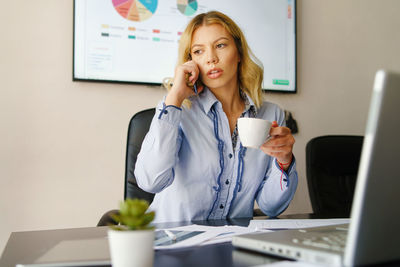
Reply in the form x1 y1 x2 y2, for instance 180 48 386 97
219 204 224 209
229 153 233 158
225 180 229 185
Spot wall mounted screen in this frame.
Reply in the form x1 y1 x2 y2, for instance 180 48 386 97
73 0 296 92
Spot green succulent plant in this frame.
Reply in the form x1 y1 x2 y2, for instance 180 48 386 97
111 198 155 231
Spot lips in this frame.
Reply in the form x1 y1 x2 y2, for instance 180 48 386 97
207 68 223 79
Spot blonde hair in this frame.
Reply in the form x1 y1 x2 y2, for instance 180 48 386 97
164 11 264 108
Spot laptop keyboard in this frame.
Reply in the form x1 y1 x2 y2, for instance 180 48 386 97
292 227 348 252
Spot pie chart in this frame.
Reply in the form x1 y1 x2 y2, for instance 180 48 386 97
177 0 198 16
112 0 158 22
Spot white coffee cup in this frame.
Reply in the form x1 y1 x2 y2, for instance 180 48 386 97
237 118 272 148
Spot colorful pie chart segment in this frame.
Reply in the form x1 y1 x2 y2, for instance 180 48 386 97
112 0 158 22
177 0 198 16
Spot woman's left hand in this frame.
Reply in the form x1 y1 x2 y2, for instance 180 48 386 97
259 121 295 171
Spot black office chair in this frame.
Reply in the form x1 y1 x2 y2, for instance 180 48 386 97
97 108 156 226
306 135 364 217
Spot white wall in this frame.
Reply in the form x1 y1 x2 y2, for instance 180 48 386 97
1 0 399 254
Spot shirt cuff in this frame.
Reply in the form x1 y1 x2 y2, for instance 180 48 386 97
156 101 182 127
273 155 296 188
274 155 296 174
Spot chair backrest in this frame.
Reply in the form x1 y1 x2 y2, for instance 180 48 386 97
124 108 156 204
306 135 364 217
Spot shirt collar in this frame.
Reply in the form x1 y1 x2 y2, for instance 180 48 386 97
195 87 258 116
240 89 257 116
196 87 220 114
239 89 258 118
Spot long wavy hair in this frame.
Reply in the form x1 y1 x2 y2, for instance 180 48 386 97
164 11 264 108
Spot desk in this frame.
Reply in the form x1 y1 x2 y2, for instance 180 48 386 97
1 218 280 267
1 215 350 267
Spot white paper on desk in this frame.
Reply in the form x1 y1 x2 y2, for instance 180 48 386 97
192 225 271 246
249 218 350 230
154 224 269 250
253 260 325 266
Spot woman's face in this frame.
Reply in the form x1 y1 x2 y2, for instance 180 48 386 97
190 24 240 91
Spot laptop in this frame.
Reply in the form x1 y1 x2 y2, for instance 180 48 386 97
232 70 400 266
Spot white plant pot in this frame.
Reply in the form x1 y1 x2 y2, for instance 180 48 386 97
108 229 154 267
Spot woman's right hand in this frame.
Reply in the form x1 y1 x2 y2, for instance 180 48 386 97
165 61 204 107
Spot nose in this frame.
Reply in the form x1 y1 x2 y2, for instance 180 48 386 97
206 50 218 65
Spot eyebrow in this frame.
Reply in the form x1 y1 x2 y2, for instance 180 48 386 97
191 37 230 50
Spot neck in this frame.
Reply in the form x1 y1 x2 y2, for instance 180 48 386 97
210 84 243 115
210 83 245 135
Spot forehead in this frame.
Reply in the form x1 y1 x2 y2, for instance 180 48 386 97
191 24 232 43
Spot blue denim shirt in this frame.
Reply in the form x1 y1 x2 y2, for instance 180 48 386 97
135 87 298 223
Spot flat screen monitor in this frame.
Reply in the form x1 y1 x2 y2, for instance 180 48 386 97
73 0 296 92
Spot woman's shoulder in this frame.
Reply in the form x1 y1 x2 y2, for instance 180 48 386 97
256 101 285 123
258 101 283 113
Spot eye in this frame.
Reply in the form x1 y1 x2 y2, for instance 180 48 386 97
216 43 226 49
192 49 203 55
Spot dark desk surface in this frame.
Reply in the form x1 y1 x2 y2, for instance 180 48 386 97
0 214 346 267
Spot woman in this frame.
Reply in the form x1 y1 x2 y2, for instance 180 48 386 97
135 11 298 223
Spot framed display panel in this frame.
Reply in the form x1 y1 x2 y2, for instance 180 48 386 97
73 0 296 92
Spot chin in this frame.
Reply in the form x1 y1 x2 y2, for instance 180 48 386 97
203 80 224 90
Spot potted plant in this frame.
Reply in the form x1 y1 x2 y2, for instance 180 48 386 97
108 198 155 267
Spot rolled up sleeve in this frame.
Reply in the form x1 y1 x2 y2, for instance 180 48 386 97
134 101 183 193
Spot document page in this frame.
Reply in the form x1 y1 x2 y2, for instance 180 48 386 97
249 218 350 230
155 224 267 250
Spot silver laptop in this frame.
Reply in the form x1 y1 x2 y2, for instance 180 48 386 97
232 70 400 266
